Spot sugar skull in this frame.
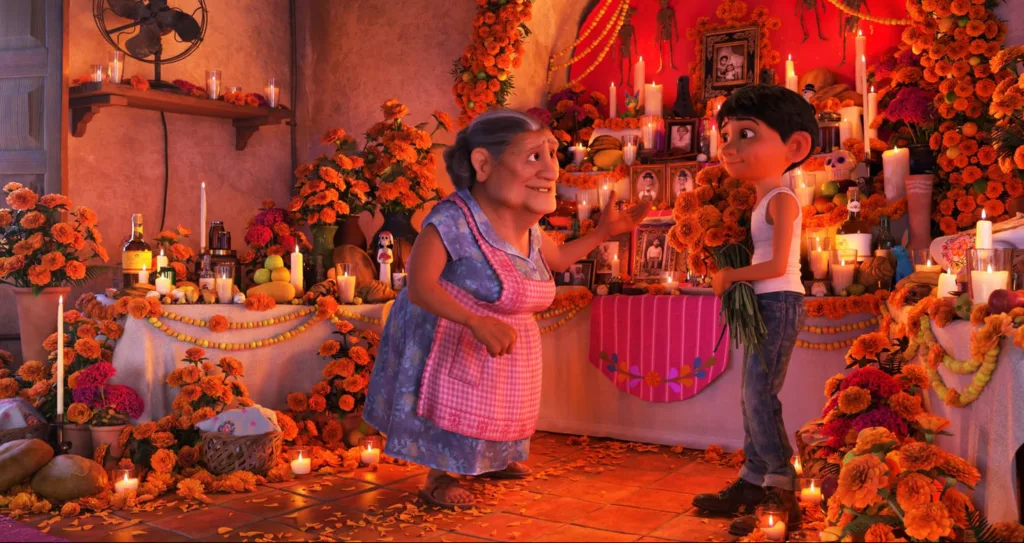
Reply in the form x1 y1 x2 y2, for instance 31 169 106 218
824 149 856 182
376 231 394 264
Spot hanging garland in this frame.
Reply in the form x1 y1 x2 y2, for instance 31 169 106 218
801 316 880 335
547 0 629 91
452 0 535 125
159 307 316 331
823 0 910 26
795 337 858 351
548 0 618 62
144 311 324 351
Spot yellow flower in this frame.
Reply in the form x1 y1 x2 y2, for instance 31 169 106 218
66 402 93 425
835 454 888 509
904 502 954 541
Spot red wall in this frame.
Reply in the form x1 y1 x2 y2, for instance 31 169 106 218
569 0 907 110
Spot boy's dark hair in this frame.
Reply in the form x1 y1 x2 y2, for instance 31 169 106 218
716 85 819 172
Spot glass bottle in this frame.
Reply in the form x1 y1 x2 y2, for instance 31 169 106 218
198 255 216 292
121 213 152 287
874 215 896 258
835 187 872 262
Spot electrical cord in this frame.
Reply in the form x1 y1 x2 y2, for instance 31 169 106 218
159 111 169 232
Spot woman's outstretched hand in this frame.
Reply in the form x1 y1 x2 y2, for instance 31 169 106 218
598 191 651 237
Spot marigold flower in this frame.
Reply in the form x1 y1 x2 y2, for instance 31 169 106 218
888 392 923 420
208 314 229 333
150 448 177 473
66 402 93 424
835 453 888 509
939 452 981 487
863 523 896 542
904 502 955 541
338 394 356 411
838 386 872 415
6 188 38 211
853 426 899 455
900 441 943 471
897 472 934 511
287 392 308 412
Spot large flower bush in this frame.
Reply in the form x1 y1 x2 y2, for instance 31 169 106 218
291 131 375 228
870 44 939 146
70 361 144 425
151 225 195 281
241 200 311 268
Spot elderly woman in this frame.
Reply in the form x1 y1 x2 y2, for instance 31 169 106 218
363 109 649 508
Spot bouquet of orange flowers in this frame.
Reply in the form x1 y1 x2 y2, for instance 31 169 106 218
668 166 764 361
152 225 195 281
0 183 107 292
291 130 375 227
241 200 312 269
363 100 451 215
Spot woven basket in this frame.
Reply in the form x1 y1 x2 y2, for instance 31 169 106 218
200 431 282 475
0 423 48 446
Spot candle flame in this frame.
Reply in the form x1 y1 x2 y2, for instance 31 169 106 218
295 245 300 254
988 263 993 273
160 248 165 256
59 295 63 303
841 260 846 266
982 209 987 220
788 54 792 61
298 451 303 461
142 265 147 272
124 473 129 483
870 85 875 92
947 267 952 274
768 514 775 526
639 56 642 62
810 480 816 492
858 29 863 37
202 181 205 188
613 254 618 261
926 258 932 266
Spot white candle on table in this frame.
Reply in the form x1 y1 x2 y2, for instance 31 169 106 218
810 240 830 280
882 146 910 201
938 268 958 298
915 258 941 274
57 296 64 417
634 57 645 106
215 274 234 304
972 265 1009 303
291 451 311 475
578 198 592 221
156 248 168 271
976 209 993 249
572 143 586 166
155 274 173 296
609 82 617 118
709 124 719 160
642 122 655 150
290 246 304 294
832 259 856 292
786 54 795 80
855 30 866 93
785 54 798 92
115 473 139 494
336 267 356 304
622 141 637 165
800 481 823 505
839 118 852 145
795 183 815 208
866 85 878 142
762 514 787 541
138 265 149 285
664 273 675 292
644 83 663 116
360 444 381 466
599 183 612 208
840 106 863 142
611 253 620 277
200 182 207 254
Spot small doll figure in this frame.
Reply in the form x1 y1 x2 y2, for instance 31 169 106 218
802 84 816 102
376 231 394 289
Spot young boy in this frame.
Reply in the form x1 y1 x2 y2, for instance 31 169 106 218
693 85 818 536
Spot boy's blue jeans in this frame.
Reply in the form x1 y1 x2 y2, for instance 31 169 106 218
738 291 806 491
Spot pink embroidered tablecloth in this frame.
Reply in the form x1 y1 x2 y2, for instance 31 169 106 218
588 294 730 402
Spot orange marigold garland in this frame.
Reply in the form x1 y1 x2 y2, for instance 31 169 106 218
452 0 535 125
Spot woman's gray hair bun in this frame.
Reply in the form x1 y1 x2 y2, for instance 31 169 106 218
443 109 544 190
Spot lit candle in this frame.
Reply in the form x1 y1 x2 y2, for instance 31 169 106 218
866 85 878 142
971 264 1009 303
335 264 356 304
785 54 798 92
839 117 852 145
290 450 311 475
156 248 169 271
642 122 655 150
200 182 207 254
644 83 663 117
155 274 173 296
622 141 637 166
290 246 304 294
634 56 646 106
938 268 959 298
861 56 869 137
138 264 149 285
215 272 234 304
855 30 866 93
360 443 381 466
114 472 139 494
799 480 823 505
578 197 592 221
809 240 829 280
785 54 795 80
761 514 787 541
915 258 941 274
265 77 278 108
882 146 910 201
57 296 64 417
795 181 815 208
831 258 856 292
709 124 719 160
840 105 863 142
572 143 587 166
791 456 803 476
609 82 617 118
976 209 993 249
611 253 620 277
599 183 612 208
392 269 407 290
664 272 676 292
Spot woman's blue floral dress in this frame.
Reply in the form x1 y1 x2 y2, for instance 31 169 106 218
363 190 552 475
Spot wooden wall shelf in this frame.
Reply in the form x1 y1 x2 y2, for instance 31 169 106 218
68 82 292 151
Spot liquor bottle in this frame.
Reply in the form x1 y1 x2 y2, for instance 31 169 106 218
121 213 152 287
198 255 216 292
874 215 896 258
835 187 872 262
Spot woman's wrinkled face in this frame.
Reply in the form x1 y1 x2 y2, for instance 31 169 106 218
475 130 560 215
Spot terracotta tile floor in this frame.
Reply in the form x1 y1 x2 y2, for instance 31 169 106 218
5 433 821 542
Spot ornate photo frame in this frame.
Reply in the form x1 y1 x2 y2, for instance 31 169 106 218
702 25 760 100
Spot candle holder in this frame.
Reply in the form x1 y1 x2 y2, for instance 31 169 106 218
621 135 639 166
755 504 788 541
114 468 139 494
215 263 235 304
226 85 242 94
206 69 222 99
831 249 857 293
968 248 1011 304
359 436 382 466
107 51 124 84
155 267 175 296
910 249 940 273
265 77 279 108
799 477 823 506
336 263 356 303
575 192 594 221
290 446 311 475
89 64 105 83
47 423 71 456
806 237 831 280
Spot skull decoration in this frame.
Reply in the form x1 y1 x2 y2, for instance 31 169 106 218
376 231 394 264
824 149 857 182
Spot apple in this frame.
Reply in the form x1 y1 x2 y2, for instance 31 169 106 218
832 194 848 208
987 289 1024 315
820 181 840 198
813 196 835 214
264 255 285 270
253 268 272 285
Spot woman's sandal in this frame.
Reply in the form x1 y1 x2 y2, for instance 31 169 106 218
418 475 474 509
480 462 533 480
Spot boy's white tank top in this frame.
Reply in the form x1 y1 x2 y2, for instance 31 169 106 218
750 187 805 295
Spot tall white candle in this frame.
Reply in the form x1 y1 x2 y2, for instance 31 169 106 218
622 141 637 165
839 118 852 145
976 209 993 249
882 146 910 201
644 83 663 117
642 122 655 150
578 197 592 221
611 253 620 277
709 124 719 160
572 143 587 166
57 296 64 417
290 246 304 294
972 265 1008 303
938 268 958 298
599 183 612 208
609 82 617 118
785 54 795 80
200 182 207 253
861 56 870 138
810 247 830 280
839 106 863 142
855 30 866 93
156 248 169 271
866 85 878 142
634 56 646 106
785 54 798 92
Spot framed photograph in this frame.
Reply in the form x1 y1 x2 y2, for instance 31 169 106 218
591 232 631 283
666 161 699 207
665 118 698 157
703 25 760 100
555 259 595 290
629 164 666 205
631 223 679 282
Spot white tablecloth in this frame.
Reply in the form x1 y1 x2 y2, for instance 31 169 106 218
892 303 1023 523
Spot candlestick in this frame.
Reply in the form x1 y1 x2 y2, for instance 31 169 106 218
861 56 869 137
634 56 645 106
855 30 866 93
138 265 149 285
57 296 64 417
976 209 993 249
107 51 124 84
644 83 663 116
265 77 279 108
785 54 795 79
114 470 139 494
290 449 311 475
290 246 304 294
609 82 617 118
642 122 656 150
709 124 719 160
156 248 169 271
572 143 587 166
200 182 207 253
799 478 823 506
882 146 910 201
866 85 878 142
206 69 221 100
938 268 958 298
336 263 356 303
785 55 798 92
791 456 804 476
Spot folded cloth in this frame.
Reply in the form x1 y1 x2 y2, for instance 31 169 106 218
196 405 281 436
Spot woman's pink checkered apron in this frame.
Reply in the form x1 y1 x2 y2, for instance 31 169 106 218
416 194 555 442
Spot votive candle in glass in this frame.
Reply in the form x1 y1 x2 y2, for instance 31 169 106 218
290 447 311 475
969 248 1010 304
831 249 857 293
89 64 105 83
206 70 222 99
107 51 124 84
265 77 279 108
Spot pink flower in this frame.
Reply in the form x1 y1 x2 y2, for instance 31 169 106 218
279 234 296 252
244 225 273 248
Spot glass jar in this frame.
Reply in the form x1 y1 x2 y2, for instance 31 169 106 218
817 111 841 153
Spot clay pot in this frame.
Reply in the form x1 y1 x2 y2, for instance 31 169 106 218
13 286 71 367
89 424 127 462
64 423 94 458
905 174 934 249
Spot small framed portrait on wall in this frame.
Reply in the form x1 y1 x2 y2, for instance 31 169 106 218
666 161 699 207
629 164 666 205
631 223 678 282
702 25 760 100
555 259 596 290
665 118 698 157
